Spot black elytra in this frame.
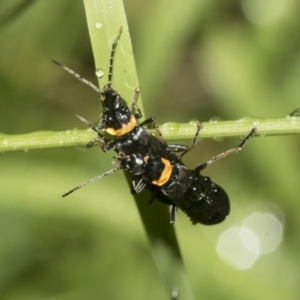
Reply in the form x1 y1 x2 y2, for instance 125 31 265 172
122 127 257 225
63 125 256 225
142 156 230 225
53 28 257 225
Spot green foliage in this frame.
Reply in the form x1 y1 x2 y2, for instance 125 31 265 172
0 0 300 299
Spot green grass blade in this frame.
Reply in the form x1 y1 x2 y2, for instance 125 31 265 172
82 0 195 298
83 0 142 109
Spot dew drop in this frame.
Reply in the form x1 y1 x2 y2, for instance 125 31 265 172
171 289 179 299
161 122 177 132
213 136 225 142
189 119 200 126
209 116 223 123
2 138 8 146
76 146 86 152
95 68 105 78
95 22 102 29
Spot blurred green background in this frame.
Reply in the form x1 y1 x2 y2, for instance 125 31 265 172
1 0 300 299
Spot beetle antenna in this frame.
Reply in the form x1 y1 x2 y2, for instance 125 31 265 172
52 60 101 94
62 165 121 197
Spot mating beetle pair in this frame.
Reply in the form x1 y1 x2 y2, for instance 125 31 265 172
54 27 256 225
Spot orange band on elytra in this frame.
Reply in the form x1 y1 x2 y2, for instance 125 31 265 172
152 157 172 186
106 115 136 136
